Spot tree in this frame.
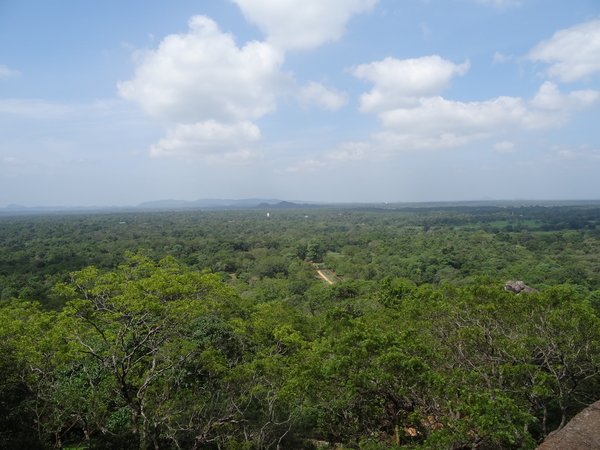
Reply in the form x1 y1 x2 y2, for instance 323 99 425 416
54 252 249 449
306 240 325 263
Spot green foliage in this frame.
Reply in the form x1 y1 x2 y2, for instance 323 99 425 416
1 205 600 448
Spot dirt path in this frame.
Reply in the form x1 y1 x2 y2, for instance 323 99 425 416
317 270 334 285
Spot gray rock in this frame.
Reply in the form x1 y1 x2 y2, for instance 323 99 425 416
537 400 600 449
504 281 539 294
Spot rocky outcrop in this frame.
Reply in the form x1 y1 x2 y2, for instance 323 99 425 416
536 400 600 449
504 281 539 294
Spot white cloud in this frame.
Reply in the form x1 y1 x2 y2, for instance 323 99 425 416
527 19 600 82
118 15 293 124
352 55 470 112
120 41 137 50
325 141 371 161
0 65 20 78
352 54 600 151
297 82 348 110
282 142 371 172
492 52 512 64
282 159 326 172
2 157 18 164
557 149 574 158
118 15 299 160
150 120 262 158
231 0 378 50
419 23 432 39
530 81 599 111
205 149 265 165
373 129 480 151
494 141 516 153
546 145 600 162
280 142 372 172
378 83 598 135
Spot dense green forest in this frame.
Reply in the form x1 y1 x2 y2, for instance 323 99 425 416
1 203 600 449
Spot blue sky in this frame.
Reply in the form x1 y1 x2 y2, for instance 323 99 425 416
1 0 599 206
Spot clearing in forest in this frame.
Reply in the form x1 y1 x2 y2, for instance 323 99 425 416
315 265 341 284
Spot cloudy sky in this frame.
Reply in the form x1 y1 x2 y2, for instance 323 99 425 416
1 0 599 206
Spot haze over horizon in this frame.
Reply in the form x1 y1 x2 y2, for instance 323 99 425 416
1 0 599 208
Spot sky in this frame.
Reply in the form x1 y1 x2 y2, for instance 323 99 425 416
1 0 599 206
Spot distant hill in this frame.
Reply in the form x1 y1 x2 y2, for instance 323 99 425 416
254 201 324 210
135 198 284 210
0 198 327 215
5 199 600 216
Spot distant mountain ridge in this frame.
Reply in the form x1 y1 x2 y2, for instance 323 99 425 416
254 201 324 210
0 198 327 214
5 199 600 215
136 198 284 209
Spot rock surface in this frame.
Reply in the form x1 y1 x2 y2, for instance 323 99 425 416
504 280 539 294
536 400 600 449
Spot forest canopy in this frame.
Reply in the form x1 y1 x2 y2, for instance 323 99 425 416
1 203 600 449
